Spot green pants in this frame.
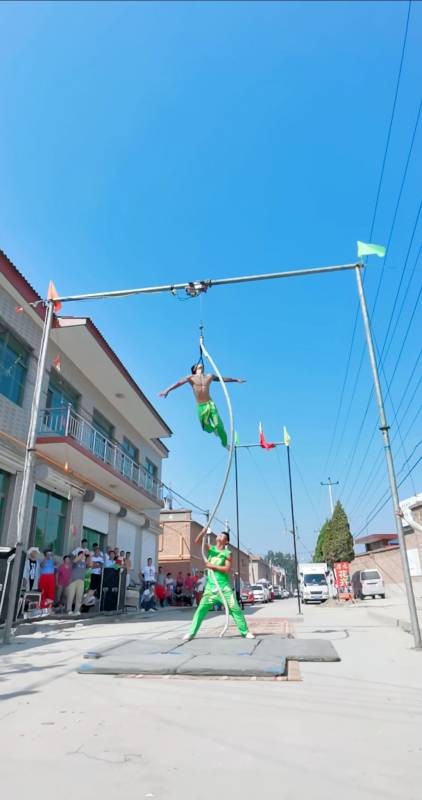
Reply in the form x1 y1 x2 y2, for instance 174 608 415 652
197 401 227 448
189 581 249 637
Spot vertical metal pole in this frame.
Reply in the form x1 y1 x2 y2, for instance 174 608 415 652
286 444 302 614
328 482 334 515
3 300 55 644
234 446 241 601
355 265 421 649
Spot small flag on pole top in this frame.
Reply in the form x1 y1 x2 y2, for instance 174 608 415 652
283 426 291 447
259 422 276 450
357 241 386 259
47 281 62 312
234 431 240 446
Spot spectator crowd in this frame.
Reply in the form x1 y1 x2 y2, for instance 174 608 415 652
22 539 132 615
22 542 208 617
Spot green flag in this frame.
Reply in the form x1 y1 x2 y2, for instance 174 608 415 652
357 241 386 259
234 431 240 446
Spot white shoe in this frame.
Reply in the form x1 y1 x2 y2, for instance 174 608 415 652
245 632 255 639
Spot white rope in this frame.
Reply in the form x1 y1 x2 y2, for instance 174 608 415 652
200 335 234 638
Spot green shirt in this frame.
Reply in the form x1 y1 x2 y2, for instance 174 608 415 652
206 545 231 590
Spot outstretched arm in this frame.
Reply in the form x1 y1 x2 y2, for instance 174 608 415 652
159 376 191 398
212 376 246 384
194 527 210 551
397 508 422 534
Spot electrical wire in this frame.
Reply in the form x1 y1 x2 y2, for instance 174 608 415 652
324 2 414 475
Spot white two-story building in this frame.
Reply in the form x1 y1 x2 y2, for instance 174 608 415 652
0 249 171 577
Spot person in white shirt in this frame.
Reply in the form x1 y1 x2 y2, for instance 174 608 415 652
90 544 104 595
72 538 90 557
140 585 157 612
142 557 156 588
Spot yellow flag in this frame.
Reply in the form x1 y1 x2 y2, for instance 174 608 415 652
283 426 291 447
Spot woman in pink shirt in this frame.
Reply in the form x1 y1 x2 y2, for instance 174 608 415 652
56 555 72 605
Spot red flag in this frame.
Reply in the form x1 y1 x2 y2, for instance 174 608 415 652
259 422 276 450
47 280 62 312
52 355 61 372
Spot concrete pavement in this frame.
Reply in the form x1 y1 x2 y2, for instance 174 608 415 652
1 599 422 799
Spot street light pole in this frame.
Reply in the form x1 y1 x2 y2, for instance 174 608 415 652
3 300 55 644
234 445 241 601
320 477 339 515
286 443 302 615
355 265 421 649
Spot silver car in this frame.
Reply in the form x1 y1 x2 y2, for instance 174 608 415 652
352 569 385 599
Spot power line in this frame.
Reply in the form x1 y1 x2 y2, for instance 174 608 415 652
354 454 421 537
324 3 414 475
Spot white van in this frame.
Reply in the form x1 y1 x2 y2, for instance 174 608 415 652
352 569 385 599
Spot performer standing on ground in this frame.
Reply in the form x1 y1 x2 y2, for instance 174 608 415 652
159 362 245 448
183 529 254 640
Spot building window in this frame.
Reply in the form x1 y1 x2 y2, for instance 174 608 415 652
145 458 158 492
83 526 106 553
0 468 11 540
122 437 139 463
0 326 28 406
92 409 115 463
45 375 80 434
32 486 68 555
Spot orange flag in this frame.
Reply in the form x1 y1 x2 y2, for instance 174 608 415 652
47 281 62 312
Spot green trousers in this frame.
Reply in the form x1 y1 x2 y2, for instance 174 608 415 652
189 582 249 637
197 401 227 448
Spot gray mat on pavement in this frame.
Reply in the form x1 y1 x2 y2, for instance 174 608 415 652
79 634 340 676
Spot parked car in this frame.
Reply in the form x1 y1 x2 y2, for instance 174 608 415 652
240 585 255 605
250 584 267 603
352 569 385 599
281 589 290 599
256 580 272 602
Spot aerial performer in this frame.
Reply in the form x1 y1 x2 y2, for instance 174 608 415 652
159 361 245 448
183 528 255 640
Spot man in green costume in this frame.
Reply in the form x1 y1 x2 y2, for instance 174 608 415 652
183 529 254 640
159 362 245 448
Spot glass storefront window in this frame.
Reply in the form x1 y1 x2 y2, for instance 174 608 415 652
0 327 28 406
32 486 68 554
82 526 106 552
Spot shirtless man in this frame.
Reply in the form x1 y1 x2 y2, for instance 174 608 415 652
159 362 245 447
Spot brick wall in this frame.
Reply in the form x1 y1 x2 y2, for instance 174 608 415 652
350 532 422 596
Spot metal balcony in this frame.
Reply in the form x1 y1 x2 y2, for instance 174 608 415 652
38 406 162 501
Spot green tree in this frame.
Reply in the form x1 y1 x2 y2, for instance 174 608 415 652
322 501 354 566
314 520 331 562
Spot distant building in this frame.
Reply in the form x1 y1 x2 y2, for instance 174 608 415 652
249 554 286 588
0 249 171 578
159 507 250 584
350 493 422 595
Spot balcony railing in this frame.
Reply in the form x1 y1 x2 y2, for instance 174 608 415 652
38 406 163 501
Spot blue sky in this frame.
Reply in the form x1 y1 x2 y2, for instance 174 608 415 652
1 1 421 558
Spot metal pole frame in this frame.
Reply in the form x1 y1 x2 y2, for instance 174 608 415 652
8 259 417 646
286 444 302 615
3 300 55 644
234 445 241 602
354 265 421 649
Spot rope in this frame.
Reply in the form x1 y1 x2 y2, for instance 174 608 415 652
199 333 235 638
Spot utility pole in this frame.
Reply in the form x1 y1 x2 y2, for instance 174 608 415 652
3 300 55 644
320 477 339 515
355 265 421 650
286 442 302 615
233 445 242 602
